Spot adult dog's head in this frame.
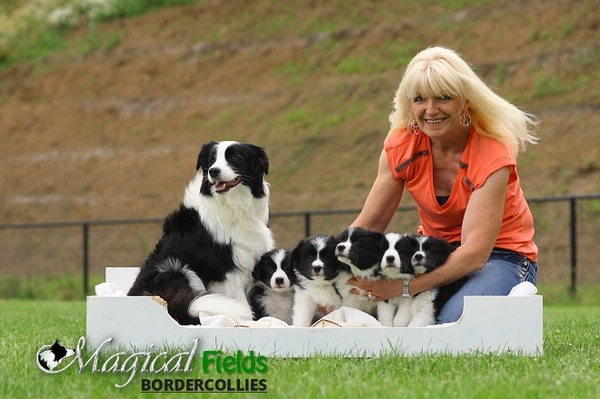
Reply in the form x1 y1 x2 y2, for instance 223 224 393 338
197 141 269 198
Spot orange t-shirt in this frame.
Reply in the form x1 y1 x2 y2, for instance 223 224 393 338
384 129 538 262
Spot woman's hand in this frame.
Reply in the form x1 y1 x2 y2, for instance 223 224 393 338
348 276 405 302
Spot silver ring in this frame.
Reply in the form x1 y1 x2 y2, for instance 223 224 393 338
367 290 373 298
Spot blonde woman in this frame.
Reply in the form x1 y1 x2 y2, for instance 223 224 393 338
350 46 539 323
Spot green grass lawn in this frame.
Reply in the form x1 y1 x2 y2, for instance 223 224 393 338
1 300 599 399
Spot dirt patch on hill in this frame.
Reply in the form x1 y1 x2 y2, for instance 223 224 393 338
0 0 599 284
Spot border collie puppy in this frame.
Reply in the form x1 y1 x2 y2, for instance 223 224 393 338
128 141 275 325
334 227 387 315
290 234 348 327
248 249 297 324
377 233 414 326
377 233 461 327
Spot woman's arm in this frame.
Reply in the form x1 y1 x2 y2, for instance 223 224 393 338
408 166 509 293
352 166 510 301
351 149 404 232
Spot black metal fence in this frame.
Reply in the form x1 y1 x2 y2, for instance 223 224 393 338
1 194 599 298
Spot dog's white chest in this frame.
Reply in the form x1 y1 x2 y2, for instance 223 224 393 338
183 172 275 271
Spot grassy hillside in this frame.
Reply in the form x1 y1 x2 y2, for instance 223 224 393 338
0 0 599 225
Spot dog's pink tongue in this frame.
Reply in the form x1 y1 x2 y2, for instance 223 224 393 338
214 179 241 192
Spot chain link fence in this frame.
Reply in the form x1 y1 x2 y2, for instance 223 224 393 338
1 194 598 298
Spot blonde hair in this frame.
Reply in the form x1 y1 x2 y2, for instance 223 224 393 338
388 46 539 154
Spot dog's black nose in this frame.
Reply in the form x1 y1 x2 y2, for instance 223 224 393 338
337 244 346 252
313 266 322 274
414 253 424 262
275 277 284 286
209 167 220 178
386 255 395 263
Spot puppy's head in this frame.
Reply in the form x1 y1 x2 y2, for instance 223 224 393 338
335 227 386 278
290 235 339 281
197 141 269 197
380 233 415 278
253 249 296 291
410 234 457 274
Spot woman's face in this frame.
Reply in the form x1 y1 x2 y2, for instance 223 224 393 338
411 94 468 139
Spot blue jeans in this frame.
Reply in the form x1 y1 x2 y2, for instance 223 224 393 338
436 248 538 324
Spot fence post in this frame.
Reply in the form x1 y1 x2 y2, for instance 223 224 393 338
569 197 577 296
83 223 89 299
304 212 311 238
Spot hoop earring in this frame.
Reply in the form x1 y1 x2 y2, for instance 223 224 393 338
460 113 472 128
411 120 420 135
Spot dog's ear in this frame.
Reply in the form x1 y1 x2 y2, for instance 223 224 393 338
288 239 306 270
405 234 420 253
333 228 348 243
250 144 269 176
281 251 298 284
252 258 264 281
448 240 460 253
197 141 218 171
375 231 387 251
325 235 338 256
281 251 293 272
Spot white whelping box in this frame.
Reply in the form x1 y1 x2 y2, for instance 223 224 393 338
86 267 543 356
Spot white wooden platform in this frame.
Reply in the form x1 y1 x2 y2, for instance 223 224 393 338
86 267 543 356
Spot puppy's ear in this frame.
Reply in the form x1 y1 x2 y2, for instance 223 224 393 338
289 240 306 269
375 231 387 250
449 241 460 252
252 258 263 281
281 251 294 273
326 235 338 255
334 228 349 243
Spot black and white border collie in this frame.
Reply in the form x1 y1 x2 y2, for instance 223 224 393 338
334 227 387 315
37 340 76 372
290 234 347 327
128 141 275 325
248 249 297 324
377 233 461 327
